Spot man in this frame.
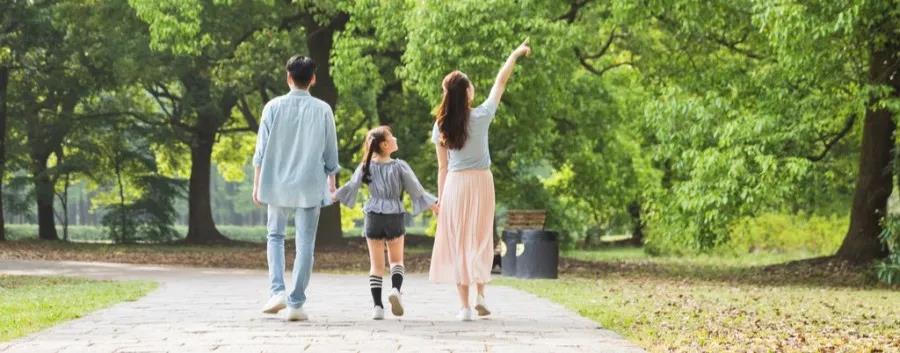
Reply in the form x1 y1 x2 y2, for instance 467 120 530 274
252 55 340 321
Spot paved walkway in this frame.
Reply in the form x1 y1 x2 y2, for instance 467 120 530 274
0 260 645 353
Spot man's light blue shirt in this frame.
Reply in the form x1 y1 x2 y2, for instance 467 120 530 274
253 89 340 208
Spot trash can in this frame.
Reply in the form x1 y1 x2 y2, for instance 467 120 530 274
500 230 521 276
515 230 559 279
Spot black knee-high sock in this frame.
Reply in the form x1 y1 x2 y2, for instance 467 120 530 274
391 265 405 291
369 275 383 308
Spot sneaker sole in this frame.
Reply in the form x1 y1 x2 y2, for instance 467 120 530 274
262 302 286 314
475 304 491 316
388 293 404 316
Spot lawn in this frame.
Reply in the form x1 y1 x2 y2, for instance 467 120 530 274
3 224 429 243
0 275 157 342
497 248 900 353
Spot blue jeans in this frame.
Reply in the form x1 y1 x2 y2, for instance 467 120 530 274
266 205 320 309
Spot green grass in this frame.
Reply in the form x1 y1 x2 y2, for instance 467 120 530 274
5 224 430 243
563 247 822 267
0 275 157 342
497 248 900 352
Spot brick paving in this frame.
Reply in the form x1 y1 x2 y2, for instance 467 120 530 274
0 260 645 353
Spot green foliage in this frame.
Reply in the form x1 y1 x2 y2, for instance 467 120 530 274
101 176 183 243
645 212 849 257
725 213 846 255
877 216 900 284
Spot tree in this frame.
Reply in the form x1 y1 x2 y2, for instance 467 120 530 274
596 0 889 257
130 0 354 244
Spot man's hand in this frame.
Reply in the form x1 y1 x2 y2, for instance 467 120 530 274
328 174 337 194
252 188 261 208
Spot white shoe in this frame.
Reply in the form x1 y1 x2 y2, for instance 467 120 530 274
457 308 474 322
372 306 385 320
388 288 404 317
286 307 308 321
474 294 491 316
261 293 286 314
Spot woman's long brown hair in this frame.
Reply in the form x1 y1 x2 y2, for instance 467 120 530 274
435 71 472 150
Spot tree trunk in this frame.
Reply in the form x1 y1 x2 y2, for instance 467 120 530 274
33 157 59 241
306 13 350 246
115 154 126 243
0 67 7 241
184 131 228 244
836 42 899 262
627 201 644 246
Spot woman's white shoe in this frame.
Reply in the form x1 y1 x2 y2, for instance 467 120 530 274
474 294 491 316
456 308 474 321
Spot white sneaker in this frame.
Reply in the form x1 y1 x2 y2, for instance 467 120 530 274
388 288 404 317
372 306 385 320
286 307 308 321
456 307 474 322
261 293 286 314
474 294 491 316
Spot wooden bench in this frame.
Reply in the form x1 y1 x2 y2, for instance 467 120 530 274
504 209 547 230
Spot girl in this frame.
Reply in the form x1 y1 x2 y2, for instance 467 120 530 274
334 126 438 320
429 39 531 321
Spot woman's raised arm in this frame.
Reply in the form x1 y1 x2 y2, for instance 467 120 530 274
486 38 532 106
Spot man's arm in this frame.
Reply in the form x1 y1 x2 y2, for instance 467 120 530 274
323 107 340 188
252 166 262 207
251 104 271 208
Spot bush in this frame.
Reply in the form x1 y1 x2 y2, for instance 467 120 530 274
725 213 846 255
877 216 900 285
101 176 182 243
644 212 847 256
4 224 109 241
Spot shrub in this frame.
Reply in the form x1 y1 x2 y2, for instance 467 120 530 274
725 213 846 255
877 216 900 285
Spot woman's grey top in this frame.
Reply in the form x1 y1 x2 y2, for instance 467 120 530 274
431 99 498 171
335 159 438 215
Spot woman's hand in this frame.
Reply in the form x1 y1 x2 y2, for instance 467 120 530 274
512 38 531 58
431 202 440 216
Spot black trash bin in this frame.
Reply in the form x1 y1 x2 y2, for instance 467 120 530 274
500 230 521 276
515 230 559 279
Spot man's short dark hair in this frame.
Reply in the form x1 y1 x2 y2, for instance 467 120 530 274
285 55 316 87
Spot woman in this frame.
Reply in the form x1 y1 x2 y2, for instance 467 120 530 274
429 39 531 321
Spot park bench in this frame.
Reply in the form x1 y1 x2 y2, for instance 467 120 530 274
504 209 547 231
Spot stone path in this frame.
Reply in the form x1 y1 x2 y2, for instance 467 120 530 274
0 260 645 353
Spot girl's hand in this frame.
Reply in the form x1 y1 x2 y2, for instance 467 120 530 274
431 203 440 216
513 38 531 58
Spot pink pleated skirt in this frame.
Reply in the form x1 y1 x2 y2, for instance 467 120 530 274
429 169 495 285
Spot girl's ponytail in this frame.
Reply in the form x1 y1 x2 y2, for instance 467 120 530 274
360 126 391 185
361 137 377 184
